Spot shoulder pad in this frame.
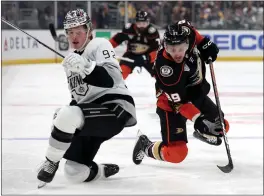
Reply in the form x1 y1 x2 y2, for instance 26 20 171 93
83 37 111 55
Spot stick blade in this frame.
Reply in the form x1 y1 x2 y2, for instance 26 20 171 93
217 163 234 173
48 23 58 40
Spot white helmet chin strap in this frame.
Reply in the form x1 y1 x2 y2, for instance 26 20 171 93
76 30 91 52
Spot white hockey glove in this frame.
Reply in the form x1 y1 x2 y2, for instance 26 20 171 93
62 53 96 79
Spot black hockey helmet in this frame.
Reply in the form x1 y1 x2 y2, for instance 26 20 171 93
135 10 149 22
163 23 189 45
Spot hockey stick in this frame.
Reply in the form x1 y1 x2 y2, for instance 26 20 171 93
1 17 65 58
48 23 135 63
208 57 233 173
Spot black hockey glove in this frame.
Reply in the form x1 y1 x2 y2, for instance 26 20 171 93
135 54 150 66
197 37 219 64
194 114 223 137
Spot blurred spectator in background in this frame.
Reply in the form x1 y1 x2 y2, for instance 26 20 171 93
97 3 110 28
57 9 65 29
256 1 263 29
57 2 70 28
118 1 137 22
242 1 258 29
38 5 54 29
1 1 263 30
158 1 172 27
2 2 18 28
171 5 191 24
207 4 224 29
232 2 246 29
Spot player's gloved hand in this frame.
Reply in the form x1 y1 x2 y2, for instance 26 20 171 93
197 37 219 63
62 53 96 78
214 117 230 135
194 114 223 137
168 101 182 113
135 54 150 66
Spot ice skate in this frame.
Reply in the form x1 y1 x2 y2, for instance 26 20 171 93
37 158 59 188
132 130 153 165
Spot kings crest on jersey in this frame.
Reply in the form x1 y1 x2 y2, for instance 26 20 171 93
67 71 89 97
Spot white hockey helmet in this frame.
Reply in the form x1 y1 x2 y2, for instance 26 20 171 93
63 8 92 31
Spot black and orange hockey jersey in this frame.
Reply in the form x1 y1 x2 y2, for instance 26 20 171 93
154 45 210 121
153 20 212 120
109 23 160 62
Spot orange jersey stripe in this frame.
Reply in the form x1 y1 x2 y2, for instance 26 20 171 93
193 28 204 45
149 50 157 63
109 38 119 48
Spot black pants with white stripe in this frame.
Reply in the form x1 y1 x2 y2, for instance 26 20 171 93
63 103 131 166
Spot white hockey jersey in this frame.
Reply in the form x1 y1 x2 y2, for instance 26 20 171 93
65 37 137 127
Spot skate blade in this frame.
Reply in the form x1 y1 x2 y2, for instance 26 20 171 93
37 181 47 189
136 129 143 137
134 129 143 145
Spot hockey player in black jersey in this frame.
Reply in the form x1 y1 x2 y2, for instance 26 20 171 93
133 21 230 165
37 9 137 187
109 10 160 79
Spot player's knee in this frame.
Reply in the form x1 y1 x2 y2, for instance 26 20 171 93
162 141 188 163
121 65 132 79
53 106 84 134
52 108 61 119
64 160 90 183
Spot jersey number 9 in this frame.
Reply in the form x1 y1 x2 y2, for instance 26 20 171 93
166 93 181 102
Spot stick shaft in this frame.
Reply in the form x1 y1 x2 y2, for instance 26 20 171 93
2 17 65 58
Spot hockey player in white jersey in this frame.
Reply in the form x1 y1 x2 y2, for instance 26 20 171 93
37 9 137 186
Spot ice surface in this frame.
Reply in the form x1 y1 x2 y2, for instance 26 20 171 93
1 62 263 194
